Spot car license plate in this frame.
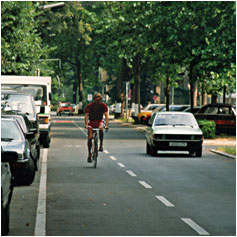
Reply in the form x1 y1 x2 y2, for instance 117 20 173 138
169 142 187 147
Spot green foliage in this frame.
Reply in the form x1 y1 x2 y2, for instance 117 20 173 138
1 1 235 106
198 120 216 138
1 1 48 75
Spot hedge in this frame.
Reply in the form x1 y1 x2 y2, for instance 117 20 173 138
197 120 216 138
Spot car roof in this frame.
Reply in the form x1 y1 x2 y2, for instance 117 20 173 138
203 103 234 107
1 89 32 97
1 117 16 121
155 111 193 115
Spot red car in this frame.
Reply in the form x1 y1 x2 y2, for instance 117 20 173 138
195 103 236 135
57 102 74 116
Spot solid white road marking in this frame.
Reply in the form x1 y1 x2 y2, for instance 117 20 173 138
156 196 175 207
34 149 48 236
109 156 117 160
117 162 126 167
126 170 137 177
181 218 210 235
138 181 152 189
104 150 109 154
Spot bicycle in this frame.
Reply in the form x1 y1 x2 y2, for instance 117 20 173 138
87 126 108 168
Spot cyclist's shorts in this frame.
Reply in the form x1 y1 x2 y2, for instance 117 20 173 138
89 120 104 128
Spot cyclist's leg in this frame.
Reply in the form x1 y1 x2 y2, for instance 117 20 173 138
99 122 104 151
87 127 93 162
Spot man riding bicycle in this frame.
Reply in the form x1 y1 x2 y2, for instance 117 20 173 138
85 92 109 163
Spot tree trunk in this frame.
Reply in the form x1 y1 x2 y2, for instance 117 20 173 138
76 58 83 113
223 85 226 104
165 75 170 111
211 94 218 104
133 55 141 113
115 58 130 118
73 81 77 104
189 62 195 112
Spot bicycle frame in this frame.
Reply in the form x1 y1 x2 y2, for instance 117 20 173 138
91 128 100 168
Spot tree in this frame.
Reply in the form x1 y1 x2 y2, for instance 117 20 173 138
1 1 48 75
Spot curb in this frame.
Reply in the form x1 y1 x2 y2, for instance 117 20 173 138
209 149 236 160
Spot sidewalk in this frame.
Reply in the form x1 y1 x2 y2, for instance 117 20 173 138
113 119 236 159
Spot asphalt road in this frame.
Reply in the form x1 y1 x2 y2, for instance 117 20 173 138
8 115 236 236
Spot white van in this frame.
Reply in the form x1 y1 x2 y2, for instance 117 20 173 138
1 76 51 148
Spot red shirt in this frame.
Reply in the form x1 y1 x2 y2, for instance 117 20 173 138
85 102 108 121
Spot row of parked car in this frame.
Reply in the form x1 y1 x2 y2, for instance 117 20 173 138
134 103 236 135
1 89 43 235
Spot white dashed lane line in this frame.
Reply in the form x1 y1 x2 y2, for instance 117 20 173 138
155 196 175 207
117 162 126 167
181 218 209 235
104 150 109 154
126 170 137 177
63 121 211 235
109 156 117 160
138 181 152 189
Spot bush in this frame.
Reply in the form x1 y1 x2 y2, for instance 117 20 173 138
198 120 216 138
50 104 58 111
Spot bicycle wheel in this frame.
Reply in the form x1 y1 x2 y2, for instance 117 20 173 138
93 138 98 168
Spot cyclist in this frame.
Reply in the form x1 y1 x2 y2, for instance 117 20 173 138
85 92 109 163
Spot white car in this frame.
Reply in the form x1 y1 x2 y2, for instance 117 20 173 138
146 112 203 157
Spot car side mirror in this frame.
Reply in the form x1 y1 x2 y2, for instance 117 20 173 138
1 151 18 162
199 124 203 129
29 128 37 134
26 132 35 139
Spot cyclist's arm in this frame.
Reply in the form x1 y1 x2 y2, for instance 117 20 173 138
104 111 109 128
85 112 89 128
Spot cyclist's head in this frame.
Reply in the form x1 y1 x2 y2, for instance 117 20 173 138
93 92 102 103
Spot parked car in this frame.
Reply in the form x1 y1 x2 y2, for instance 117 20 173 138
1 149 18 236
137 104 165 124
146 112 203 157
195 103 236 135
132 104 162 123
161 104 190 112
1 118 37 185
183 106 201 114
1 111 40 170
1 90 40 139
57 102 74 116
146 104 189 124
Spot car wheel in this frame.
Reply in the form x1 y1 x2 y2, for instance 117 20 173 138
141 117 145 124
195 147 202 157
150 145 157 156
42 135 50 148
1 202 10 236
146 118 150 125
24 157 36 185
146 142 151 154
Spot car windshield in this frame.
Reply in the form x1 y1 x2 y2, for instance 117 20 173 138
1 94 35 114
1 120 23 140
60 103 70 107
3 84 47 105
154 113 198 127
